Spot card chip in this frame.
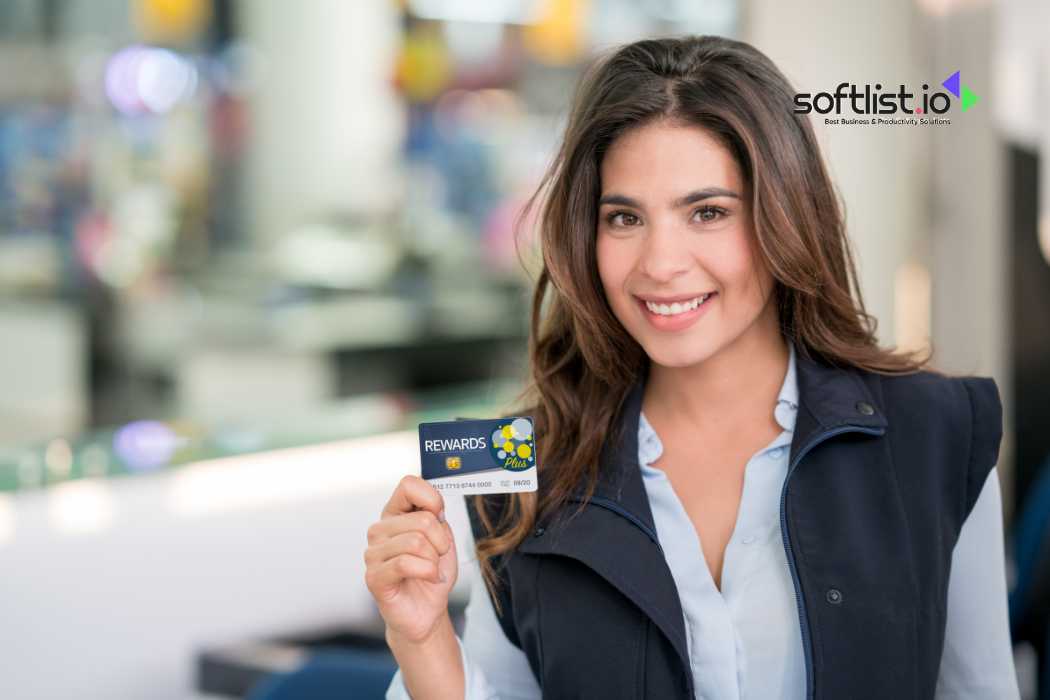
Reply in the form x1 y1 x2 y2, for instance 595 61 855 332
445 456 462 469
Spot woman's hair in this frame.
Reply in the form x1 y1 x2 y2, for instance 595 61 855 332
470 34 939 609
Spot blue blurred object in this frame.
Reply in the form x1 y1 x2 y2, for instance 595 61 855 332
247 649 398 700
1009 452 1050 699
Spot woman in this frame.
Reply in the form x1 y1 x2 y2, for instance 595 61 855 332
365 35 1018 699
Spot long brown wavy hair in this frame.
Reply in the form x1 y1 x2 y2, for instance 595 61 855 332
471 34 941 609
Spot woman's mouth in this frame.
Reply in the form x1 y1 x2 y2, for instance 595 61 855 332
634 292 717 332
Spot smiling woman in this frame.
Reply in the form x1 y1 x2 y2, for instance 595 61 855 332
469 33 940 605
375 33 1017 700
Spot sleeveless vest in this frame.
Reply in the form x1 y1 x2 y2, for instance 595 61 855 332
465 351 1004 699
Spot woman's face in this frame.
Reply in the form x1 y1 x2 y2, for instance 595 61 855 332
595 120 777 368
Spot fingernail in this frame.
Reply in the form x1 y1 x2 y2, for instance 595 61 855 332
438 509 446 523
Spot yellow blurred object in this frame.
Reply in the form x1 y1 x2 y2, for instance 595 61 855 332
445 456 462 469
396 24 453 102
132 0 212 44
522 0 589 66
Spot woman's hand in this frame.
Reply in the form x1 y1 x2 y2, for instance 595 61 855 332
364 475 458 644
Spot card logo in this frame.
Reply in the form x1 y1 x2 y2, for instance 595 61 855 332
488 418 534 472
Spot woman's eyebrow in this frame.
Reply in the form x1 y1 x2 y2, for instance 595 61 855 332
598 187 741 209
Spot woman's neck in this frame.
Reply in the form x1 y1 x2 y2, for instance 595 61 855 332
642 328 790 435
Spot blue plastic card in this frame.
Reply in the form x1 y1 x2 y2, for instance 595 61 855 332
418 416 538 494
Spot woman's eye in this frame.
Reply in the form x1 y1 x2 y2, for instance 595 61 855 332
693 205 727 223
606 211 640 227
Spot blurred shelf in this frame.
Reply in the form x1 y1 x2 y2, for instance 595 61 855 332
0 377 526 493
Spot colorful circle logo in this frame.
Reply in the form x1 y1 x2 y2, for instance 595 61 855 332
489 418 534 472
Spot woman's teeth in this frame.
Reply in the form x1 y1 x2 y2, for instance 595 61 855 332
644 293 712 316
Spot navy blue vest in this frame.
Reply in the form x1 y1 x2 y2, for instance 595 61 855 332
466 351 1004 699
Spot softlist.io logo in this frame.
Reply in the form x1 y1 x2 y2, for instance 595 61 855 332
794 70 979 126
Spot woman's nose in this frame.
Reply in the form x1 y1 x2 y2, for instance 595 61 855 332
637 224 691 283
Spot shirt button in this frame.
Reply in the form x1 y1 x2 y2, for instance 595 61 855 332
856 401 875 416
533 526 545 537
826 587 844 604
742 535 756 544
768 446 785 459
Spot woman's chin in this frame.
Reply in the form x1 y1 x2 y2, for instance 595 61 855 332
640 337 712 369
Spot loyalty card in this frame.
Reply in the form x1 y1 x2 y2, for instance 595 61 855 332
418 417 538 494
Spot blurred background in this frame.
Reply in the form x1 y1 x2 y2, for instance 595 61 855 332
0 0 1047 698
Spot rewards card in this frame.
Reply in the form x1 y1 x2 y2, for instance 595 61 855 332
418 417 538 494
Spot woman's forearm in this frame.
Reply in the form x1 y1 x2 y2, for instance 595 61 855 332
386 612 465 700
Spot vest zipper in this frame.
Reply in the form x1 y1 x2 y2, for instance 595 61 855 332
780 424 886 700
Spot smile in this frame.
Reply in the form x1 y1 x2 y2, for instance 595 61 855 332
634 292 717 332
643 293 714 316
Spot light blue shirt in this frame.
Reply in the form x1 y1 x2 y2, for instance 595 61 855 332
387 339 1019 699
635 338 803 700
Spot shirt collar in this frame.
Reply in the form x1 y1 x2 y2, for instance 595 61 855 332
639 337 799 464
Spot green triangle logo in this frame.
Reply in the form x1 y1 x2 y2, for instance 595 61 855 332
961 85 979 112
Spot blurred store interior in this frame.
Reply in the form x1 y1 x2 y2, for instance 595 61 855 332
0 0 1048 698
